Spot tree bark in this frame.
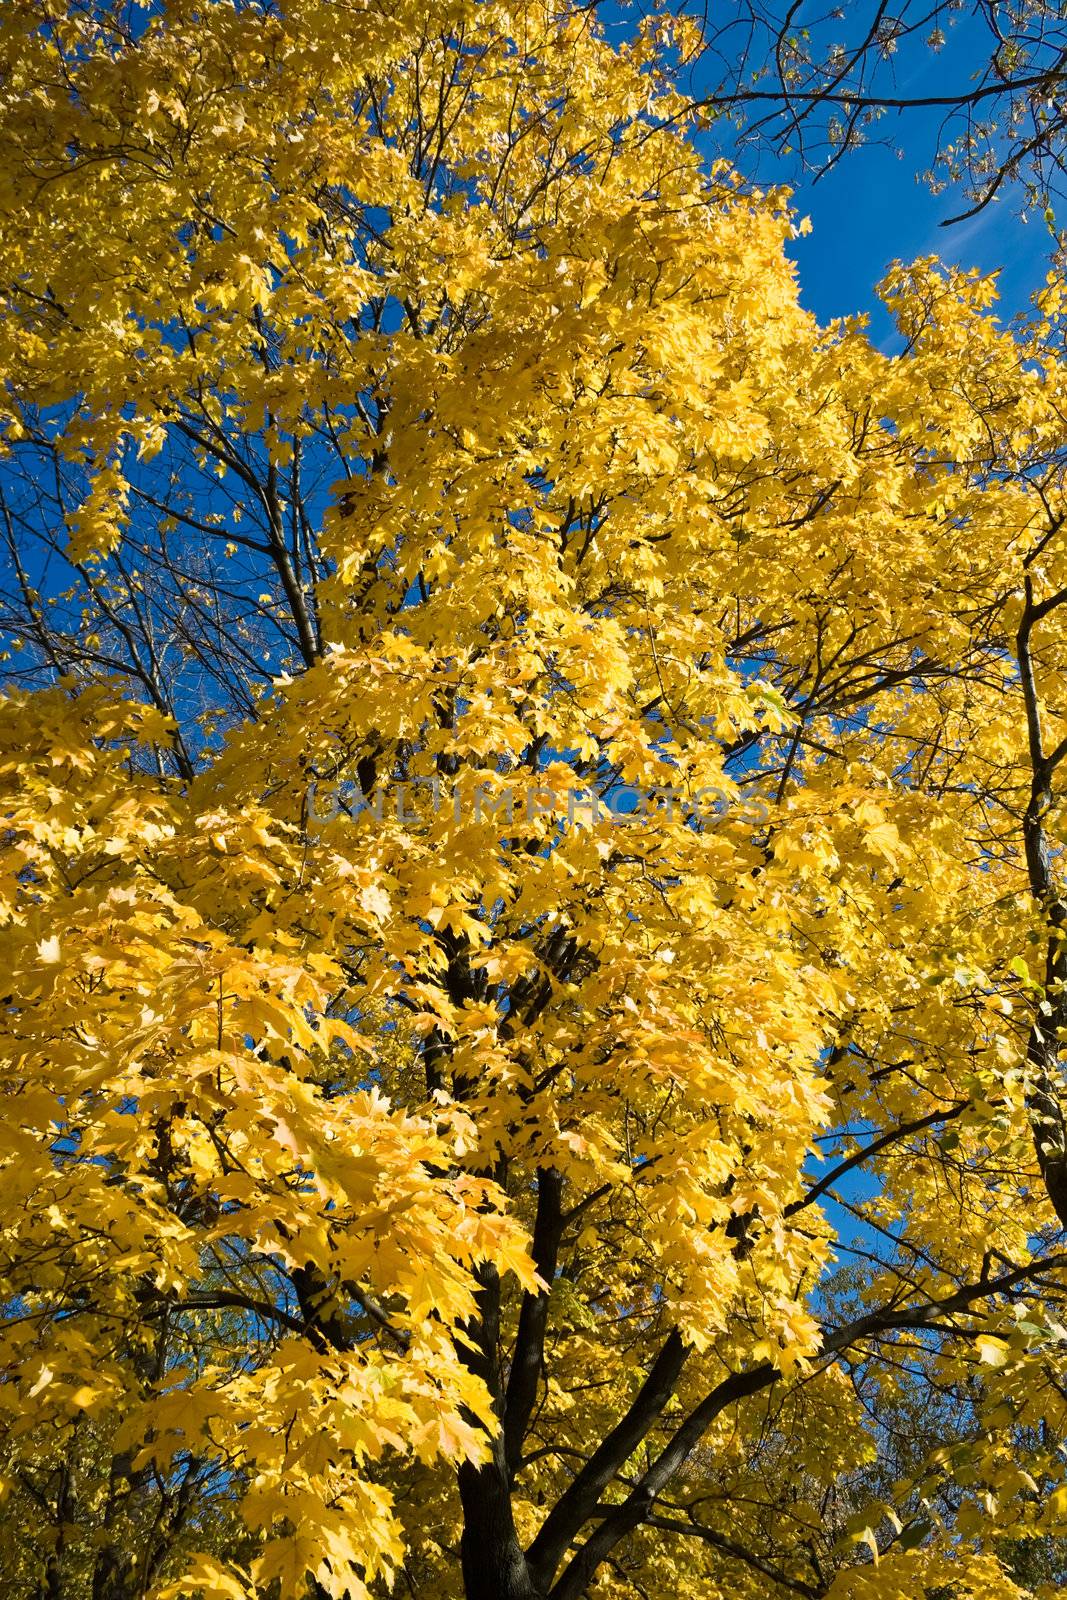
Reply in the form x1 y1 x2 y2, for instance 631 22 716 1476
526 1328 689 1592
457 1262 541 1600
503 1166 564 1478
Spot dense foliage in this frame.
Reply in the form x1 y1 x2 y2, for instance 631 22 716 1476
3 4 1067 1599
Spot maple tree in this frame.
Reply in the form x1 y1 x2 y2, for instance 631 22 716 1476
5 3 1067 1599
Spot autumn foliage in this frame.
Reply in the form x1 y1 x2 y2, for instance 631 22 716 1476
3 4 1067 1599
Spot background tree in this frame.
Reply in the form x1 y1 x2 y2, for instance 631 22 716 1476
5 4 1067 1600
682 0 1067 230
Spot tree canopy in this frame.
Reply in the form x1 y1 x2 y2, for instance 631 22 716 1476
3 3 1067 1599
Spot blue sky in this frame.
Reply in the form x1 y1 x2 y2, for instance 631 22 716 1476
672 11 1051 340
783 128 1046 337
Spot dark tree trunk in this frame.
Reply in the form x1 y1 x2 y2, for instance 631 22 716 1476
91 1545 135 1600
458 1444 541 1600
456 1261 541 1600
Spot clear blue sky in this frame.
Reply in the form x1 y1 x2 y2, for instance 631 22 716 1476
782 129 1046 338
670 11 1051 341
